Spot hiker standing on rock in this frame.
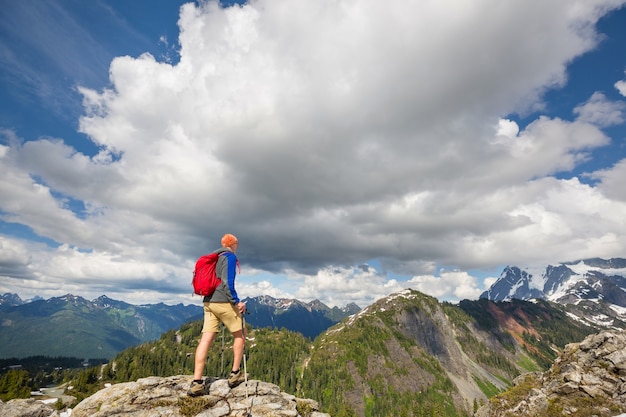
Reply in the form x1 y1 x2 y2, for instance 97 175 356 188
189 233 247 396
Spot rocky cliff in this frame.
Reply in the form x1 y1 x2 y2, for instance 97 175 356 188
0 375 330 417
476 330 626 417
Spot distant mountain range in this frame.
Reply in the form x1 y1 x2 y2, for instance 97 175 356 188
0 293 359 359
6 255 622 364
244 295 361 339
0 294 202 359
480 257 626 329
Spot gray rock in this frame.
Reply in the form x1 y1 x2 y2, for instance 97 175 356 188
0 398 58 417
69 375 331 417
476 330 626 417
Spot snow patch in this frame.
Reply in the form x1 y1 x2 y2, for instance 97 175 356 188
546 271 585 302
609 304 626 317
565 311 586 324
589 314 614 327
524 266 546 290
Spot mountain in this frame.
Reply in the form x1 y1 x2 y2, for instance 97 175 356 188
0 293 358 360
4 288 602 416
0 293 25 310
243 295 361 339
480 257 626 329
480 257 626 303
0 294 202 359
479 266 545 302
298 289 597 416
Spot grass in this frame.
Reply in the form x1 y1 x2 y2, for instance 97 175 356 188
178 396 213 417
516 353 542 373
472 375 501 398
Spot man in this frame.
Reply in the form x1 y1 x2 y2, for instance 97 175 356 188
188 233 247 397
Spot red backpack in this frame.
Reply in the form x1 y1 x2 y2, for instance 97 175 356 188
192 253 224 296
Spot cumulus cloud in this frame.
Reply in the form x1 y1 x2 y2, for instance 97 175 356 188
496 119 520 139
407 270 483 302
574 92 626 127
2 0 626 307
592 160 626 202
616 79 626 97
290 264 406 308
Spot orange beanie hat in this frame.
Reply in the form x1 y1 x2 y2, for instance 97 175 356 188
221 233 238 247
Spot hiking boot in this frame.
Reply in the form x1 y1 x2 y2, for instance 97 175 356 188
187 379 209 397
228 370 246 388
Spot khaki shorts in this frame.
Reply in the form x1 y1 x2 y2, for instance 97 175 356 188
201 302 243 334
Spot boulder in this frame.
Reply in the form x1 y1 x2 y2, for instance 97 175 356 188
0 398 58 417
70 375 331 417
476 330 626 417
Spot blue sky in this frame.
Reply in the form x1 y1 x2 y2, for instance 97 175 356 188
1 0 626 308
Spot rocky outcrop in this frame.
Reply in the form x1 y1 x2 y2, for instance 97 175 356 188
0 376 330 417
70 375 330 417
476 330 626 417
0 398 59 417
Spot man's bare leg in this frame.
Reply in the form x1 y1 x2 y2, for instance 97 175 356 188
194 331 217 380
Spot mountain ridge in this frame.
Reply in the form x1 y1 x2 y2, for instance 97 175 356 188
2 287 613 416
298 288 597 416
243 294 360 339
0 293 202 359
0 292 359 359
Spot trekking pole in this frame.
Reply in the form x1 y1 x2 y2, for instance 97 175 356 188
243 314 248 394
243 312 251 417
220 324 225 377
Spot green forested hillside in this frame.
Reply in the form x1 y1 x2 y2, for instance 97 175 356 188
297 290 596 417
0 295 201 359
299 292 468 417
103 319 311 395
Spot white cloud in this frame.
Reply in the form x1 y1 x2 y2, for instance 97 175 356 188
592 159 626 202
238 280 294 300
616 79 626 97
290 265 407 308
455 177 626 266
573 92 626 127
482 277 498 290
0 234 193 305
407 270 483 302
0 236 32 277
2 0 626 307
496 119 520 139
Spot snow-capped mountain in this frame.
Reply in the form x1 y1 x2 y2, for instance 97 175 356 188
479 266 545 301
0 292 25 310
480 258 626 329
